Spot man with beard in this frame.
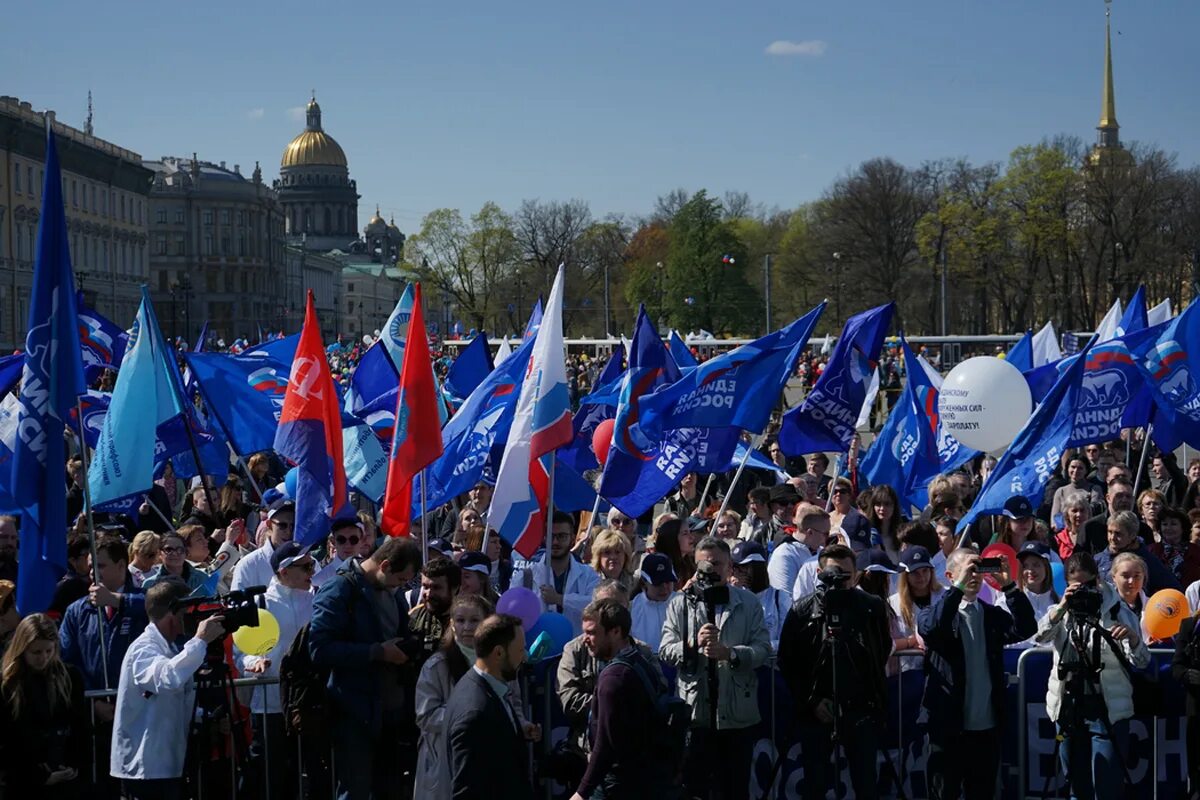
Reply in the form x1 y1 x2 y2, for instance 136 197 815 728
445 614 532 799
408 558 461 670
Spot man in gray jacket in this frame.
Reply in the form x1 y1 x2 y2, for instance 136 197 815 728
660 536 773 800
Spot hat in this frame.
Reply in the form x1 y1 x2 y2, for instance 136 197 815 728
267 498 296 519
426 537 455 557
856 549 897 574
1002 495 1035 520
686 516 710 532
730 540 767 565
898 546 933 572
769 484 802 505
330 516 362 534
260 487 285 507
1017 541 1053 561
457 551 491 575
638 553 678 585
270 541 311 573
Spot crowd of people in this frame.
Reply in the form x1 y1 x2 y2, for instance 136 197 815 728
3 350 1200 800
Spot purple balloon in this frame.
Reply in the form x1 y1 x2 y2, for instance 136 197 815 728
496 587 541 630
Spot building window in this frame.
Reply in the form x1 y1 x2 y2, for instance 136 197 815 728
71 180 77 207
221 209 230 225
156 209 167 224
220 235 230 255
91 186 96 211
175 209 184 225
156 236 167 255
27 167 34 196
238 210 246 226
203 235 213 255
174 236 185 255
348 300 355 314
203 210 214 226
159 271 169 292
15 224 22 260
12 163 19 193
82 184 88 211
137 201 142 224
238 235 246 257
347 283 355 293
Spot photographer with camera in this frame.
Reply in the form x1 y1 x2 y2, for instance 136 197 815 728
777 543 891 800
1035 550 1150 800
660 536 771 800
110 578 226 800
920 548 1036 800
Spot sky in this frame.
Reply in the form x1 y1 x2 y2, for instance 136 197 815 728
5 0 1197 234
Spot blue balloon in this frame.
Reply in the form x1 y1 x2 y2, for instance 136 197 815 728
1051 561 1067 597
527 611 573 659
284 467 299 499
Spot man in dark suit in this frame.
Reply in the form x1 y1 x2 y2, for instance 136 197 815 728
920 548 1036 800
1081 476 1152 553
445 613 532 799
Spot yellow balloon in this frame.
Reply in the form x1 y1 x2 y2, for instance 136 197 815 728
232 607 281 657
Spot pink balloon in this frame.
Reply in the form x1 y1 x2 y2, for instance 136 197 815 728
981 542 1019 591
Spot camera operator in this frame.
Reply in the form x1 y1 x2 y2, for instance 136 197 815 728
920 548 1036 800
110 578 226 800
660 536 771 800
1035 550 1150 800
1171 598 1200 796
777 543 890 800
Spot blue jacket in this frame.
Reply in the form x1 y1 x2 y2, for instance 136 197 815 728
59 574 148 690
309 563 412 733
918 584 1036 737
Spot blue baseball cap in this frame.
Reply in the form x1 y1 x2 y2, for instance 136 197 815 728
856 549 897 574
457 551 491 575
638 553 678 585
1003 496 1035 520
730 540 768 566
270 541 310 573
1018 541 1053 561
898 546 933 572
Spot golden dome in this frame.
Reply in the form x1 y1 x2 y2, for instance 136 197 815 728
281 130 348 168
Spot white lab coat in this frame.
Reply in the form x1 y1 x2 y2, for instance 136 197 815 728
630 591 675 652
110 624 208 780
768 540 812 595
230 540 276 592
234 579 314 713
518 555 599 635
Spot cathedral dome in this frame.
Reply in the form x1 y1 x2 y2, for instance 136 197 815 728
280 95 348 169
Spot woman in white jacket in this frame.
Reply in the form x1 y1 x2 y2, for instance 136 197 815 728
414 594 534 800
1035 550 1150 800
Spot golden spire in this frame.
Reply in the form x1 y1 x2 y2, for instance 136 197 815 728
1098 0 1118 132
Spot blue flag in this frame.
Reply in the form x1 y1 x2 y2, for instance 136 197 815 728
194 321 210 353
638 304 825 438
89 289 187 507
12 127 87 614
524 299 543 340
958 339 1093 533
0 354 23 398
553 457 598 512
444 332 495 402
1115 285 1148 338
244 333 299 362
558 351 626 475
77 301 128 382
1005 330 1034 373
668 330 698 368
1131 298 1200 449
185 350 292 455
417 338 535 515
599 308 739 518
779 303 895 456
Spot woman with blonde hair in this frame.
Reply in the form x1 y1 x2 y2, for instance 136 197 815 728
127 531 162 588
713 510 742 541
0 614 87 796
889 547 944 672
1137 489 1166 543
591 529 636 594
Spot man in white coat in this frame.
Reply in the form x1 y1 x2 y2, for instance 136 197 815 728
111 578 226 800
231 499 295 591
517 511 598 635
235 542 316 800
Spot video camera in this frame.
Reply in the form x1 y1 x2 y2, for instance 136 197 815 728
815 566 853 628
170 585 266 638
1065 584 1103 620
686 560 730 608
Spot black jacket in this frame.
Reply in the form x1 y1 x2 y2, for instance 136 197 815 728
777 585 891 721
1171 615 1200 715
445 669 531 800
918 584 1036 737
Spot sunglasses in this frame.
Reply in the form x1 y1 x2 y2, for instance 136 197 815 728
612 517 634 526
334 535 361 545
287 561 316 573
832 487 849 495
161 545 185 554
272 520 294 529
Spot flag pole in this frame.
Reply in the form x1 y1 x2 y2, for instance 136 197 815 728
185 360 266 503
1133 424 1154 496
141 493 177 533
74 397 111 690
420 469 428 565
696 473 715 515
546 459 556 561
715 433 765 522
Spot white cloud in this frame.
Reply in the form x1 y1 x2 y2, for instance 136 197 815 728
765 39 827 57
246 108 265 121
287 106 306 122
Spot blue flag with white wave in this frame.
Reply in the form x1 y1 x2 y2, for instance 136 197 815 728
638 304 824 439
1005 330 1034 373
599 308 739 519
668 330 698 368
1130 298 1200 449
779 303 895 456
444 332 495 403
860 338 932 503
77 301 128 383
558 351 625 475
185 350 292 455
12 128 87 613
958 339 1092 533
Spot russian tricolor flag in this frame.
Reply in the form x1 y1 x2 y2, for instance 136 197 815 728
488 265 573 558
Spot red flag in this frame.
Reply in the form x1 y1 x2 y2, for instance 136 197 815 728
381 284 445 536
273 291 347 547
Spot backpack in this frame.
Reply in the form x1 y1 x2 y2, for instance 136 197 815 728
278 620 329 736
606 649 690 778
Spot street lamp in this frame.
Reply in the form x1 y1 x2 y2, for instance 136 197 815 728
656 261 665 330
170 275 193 344
831 252 843 323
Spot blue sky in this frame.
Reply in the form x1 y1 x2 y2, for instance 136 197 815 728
6 0 1196 233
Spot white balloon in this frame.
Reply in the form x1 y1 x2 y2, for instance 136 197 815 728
362 334 374 346
937 357 1032 453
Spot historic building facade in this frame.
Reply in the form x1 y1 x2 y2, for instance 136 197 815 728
0 96 151 347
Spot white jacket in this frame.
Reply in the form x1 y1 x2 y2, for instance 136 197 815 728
518 555 599 635
630 592 674 652
110 624 208 780
768 539 812 595
1035 583 1151 725
758 586 790 649
230 540 276 592
234 579 314 713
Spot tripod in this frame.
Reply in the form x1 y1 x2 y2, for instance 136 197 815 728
187 642 249 800
1039 615 1136 800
